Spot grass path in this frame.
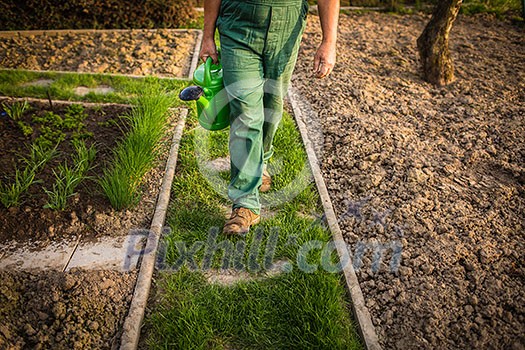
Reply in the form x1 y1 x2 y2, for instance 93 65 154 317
143 108 361 349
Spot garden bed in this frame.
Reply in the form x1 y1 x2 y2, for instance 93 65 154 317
0 94 182 348
0 29 200 78
0 268 136 349
0 98 174 248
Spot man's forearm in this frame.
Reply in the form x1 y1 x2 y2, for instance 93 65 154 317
204 0 221 40
317 0 339 44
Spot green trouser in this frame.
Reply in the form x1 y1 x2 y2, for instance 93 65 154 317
217 0 308 214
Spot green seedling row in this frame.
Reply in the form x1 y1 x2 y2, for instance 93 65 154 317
99 86 175 210
44 140 96 210
0 143 58 208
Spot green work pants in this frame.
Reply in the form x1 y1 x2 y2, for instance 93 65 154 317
217 0 308 214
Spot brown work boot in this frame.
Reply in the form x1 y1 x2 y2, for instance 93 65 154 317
259 169 272 193
223 207 261 235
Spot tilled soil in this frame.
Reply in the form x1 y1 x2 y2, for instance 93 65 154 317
293 12 524 350
0 29 198 78
0 269 136 349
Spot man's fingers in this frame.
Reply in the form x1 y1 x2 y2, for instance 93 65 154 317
313 56 321 73
315 62 334 78
200 52 216 62
199 39 218 63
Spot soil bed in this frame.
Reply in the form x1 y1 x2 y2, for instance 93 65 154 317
0 268 136 349
293 12 524 349
0 99 166 247
0 29 199 78
0 99 128 245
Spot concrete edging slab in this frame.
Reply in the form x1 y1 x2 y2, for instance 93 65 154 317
0 96 132 108
119 108 188 350
188 30 203 79
287 86 382 350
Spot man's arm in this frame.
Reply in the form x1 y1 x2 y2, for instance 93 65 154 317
314 0 339 78
200 0 221 63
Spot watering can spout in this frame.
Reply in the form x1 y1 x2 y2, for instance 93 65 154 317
179 86 204 101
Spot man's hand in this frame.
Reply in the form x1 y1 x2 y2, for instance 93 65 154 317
315 0 339 79
200 0 221 63
314 40 336 78
200 37 219 64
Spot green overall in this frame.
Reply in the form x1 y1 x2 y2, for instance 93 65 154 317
217 0 308 214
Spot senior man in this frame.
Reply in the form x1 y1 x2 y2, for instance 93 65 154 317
200 0 339 235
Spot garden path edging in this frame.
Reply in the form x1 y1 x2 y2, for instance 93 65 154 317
287 86 382 350
119 108 188 350
0 28 200 38
188 30 203 79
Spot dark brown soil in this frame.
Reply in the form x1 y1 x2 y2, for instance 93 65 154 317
0 99 133 245
0 268 136 349
293 12 525 350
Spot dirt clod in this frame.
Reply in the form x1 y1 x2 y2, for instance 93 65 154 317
0 269 136 349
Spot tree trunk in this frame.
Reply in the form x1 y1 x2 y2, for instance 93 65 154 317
417 0 462 86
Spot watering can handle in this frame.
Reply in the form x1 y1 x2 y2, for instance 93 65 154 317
204 57 213 87
204 51 221 87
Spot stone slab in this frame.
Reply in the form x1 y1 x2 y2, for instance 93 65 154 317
65 234 147 272
0 239 78 271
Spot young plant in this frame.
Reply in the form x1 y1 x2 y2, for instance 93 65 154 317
44 140 96 210
0 167 39 208
32 111 66 149
63 104 88 131
0 143 58 208
100 87 173 210
2 100 30 121
16 121 33 137
35 126 66 150
25 142 59 170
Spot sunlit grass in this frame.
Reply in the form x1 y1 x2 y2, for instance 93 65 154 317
144 108 362 349
0 70 189 106
99 85 175 209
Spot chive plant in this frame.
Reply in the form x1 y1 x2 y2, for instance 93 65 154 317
2 100 29 121
0 143 58 208
100 87 174 210
2 100 33 137
44 140 96 210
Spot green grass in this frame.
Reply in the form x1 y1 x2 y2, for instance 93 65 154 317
99 85 175 209
0 70 188 106
148 268 358 350
0 143 58 208
144 109 362 349
461 0 522 16
44 140 96 210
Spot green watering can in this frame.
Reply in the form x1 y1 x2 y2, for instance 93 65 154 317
179 57 230 131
